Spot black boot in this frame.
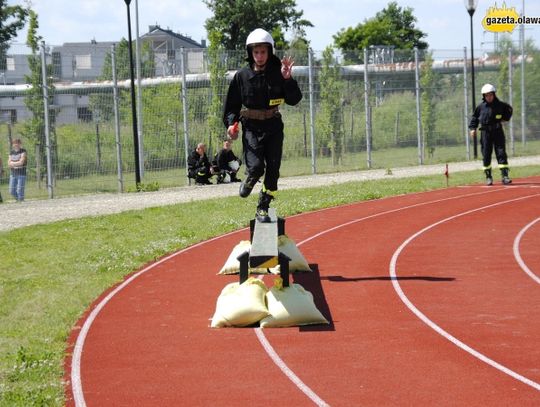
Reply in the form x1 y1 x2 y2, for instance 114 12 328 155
239 176 257 198
256 191 273 222
484 168 493 186
501 168 512 185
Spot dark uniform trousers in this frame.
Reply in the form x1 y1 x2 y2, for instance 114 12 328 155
480 124 508 170
242 117 284 192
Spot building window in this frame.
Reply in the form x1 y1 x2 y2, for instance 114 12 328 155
52 52 62 78
6 57 15 71
77 107 93 122
74 54 92 70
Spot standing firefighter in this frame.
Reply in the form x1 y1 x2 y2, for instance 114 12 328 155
223 28 302 222
469 83 513 185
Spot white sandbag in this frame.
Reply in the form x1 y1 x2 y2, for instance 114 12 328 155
218 240 268 275
269 235 312 274
210 278 269 328
259 281 328 328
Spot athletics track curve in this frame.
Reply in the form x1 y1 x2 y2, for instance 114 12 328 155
65 177 540 406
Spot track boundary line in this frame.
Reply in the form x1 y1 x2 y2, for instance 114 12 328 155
513 217 540 285
254 328 330 407
389 193 540 391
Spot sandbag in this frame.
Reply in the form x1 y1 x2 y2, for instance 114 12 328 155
260 280 328 328
269 235 312 274
210 278 269 328
218 240 268 275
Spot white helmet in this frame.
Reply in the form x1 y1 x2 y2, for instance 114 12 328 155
246 28 274 49
481 83 496 94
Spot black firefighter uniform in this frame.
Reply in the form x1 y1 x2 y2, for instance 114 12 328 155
468 95 513 178
223 53 302 196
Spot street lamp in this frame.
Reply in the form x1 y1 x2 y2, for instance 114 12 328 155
465 0 479 158
123 0 142 186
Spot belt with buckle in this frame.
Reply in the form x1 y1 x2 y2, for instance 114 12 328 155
240 107 280 120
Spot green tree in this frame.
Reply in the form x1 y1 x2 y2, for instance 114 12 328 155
492 35 522 101
98 38 154 81
317 46 343 165
420 52 437 155
207 29 228 153
135 82 184 169
203 0 312 50
22 9 55 181
0 0 28 70
333 2 427 62
516 46 540 135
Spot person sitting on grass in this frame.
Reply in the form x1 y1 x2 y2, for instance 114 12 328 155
214 139 242 184
187 143 214 185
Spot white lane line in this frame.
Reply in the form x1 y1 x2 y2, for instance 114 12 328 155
389 193 540 392
70 187 513 406
513 217 540 285
296 188 504 247
254 328 330 407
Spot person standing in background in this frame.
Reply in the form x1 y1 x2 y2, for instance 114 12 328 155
468 84 513 185
8 138 27 202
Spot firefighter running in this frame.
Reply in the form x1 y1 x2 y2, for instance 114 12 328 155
468 83 513 185
223 28 303 222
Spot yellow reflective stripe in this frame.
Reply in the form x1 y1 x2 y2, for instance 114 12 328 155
482 165 492 170
498 164 510 169
256 256 278 269
269 98 284 106
262 184 277 196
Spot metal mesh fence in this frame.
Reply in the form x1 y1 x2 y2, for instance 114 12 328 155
1 43 540 200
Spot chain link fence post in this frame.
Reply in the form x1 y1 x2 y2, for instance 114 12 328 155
111 44 124 192
308 48 316 174
363 48 371 169
40 41 54 198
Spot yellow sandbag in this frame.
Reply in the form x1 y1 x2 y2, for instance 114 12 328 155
218 240 268 275
269 235 312 274
210 278 269 328
259 282 328 328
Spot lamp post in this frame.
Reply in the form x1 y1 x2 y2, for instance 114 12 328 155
123 0 141 186
465 0 479 159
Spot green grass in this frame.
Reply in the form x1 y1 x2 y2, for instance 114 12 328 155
0 165 539 405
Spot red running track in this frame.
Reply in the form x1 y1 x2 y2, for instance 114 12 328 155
65 177 540 406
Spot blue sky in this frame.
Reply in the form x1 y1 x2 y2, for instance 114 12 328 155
8 0 540 54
